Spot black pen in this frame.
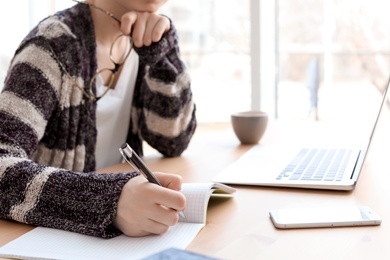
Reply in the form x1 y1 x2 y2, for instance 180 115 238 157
119 143 186 219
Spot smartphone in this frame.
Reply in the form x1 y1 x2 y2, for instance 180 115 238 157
269 205 382 229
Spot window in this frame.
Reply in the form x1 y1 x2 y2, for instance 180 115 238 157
274 0 390 123
161 0 251 122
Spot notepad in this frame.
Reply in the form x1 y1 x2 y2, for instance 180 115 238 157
0 182 235 260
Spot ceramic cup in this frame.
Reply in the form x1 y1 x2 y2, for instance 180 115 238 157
231 111 268 144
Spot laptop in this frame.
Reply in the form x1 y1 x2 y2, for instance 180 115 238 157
213 79 390 191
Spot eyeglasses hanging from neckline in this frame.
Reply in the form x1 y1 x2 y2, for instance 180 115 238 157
89 34 132 102
45 0 133 102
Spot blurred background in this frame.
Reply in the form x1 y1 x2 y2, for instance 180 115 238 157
1 0 389 125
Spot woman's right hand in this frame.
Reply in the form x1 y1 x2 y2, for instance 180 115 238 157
113 172 186 237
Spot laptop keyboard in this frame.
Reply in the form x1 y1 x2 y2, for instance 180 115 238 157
276 148 352 181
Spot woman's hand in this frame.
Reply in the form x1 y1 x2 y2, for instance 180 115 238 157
114 172 186 237
120 12 170 47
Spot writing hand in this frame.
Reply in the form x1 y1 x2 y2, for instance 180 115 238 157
114 172 186 237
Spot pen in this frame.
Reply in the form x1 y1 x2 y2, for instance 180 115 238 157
119 143 186 219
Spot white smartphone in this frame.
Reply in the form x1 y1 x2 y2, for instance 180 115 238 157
269 205 382 229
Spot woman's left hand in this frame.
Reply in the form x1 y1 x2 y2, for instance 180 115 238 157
120 11 170 47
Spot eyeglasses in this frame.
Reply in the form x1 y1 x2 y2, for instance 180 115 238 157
48 33 132 103
46 1 133 102
89 34 133 102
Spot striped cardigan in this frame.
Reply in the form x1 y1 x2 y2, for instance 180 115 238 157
0 4 196 238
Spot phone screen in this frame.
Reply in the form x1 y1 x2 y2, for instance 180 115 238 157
269 206 381 229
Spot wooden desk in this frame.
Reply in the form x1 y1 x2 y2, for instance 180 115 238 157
1 120 390 259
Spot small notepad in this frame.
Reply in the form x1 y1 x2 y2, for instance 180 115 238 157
0 182 235 260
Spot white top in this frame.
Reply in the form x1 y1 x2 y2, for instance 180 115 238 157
95 50 139 170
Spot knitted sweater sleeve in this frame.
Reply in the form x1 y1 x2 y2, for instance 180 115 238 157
130 20 197 157
0 50 137 237
0 61 137 239
0 16 138 238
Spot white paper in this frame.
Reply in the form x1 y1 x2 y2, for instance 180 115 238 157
0 223 204 260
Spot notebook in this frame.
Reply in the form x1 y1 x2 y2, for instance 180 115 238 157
213 79 390 191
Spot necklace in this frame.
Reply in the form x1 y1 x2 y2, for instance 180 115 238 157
44 1 131 102
72 0 121 23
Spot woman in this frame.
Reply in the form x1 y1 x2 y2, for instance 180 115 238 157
0 0 196 238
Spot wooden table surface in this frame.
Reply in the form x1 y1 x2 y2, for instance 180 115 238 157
1 119 390 259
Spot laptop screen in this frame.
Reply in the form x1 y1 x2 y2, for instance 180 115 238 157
354 77 390 180
366 78 390 152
